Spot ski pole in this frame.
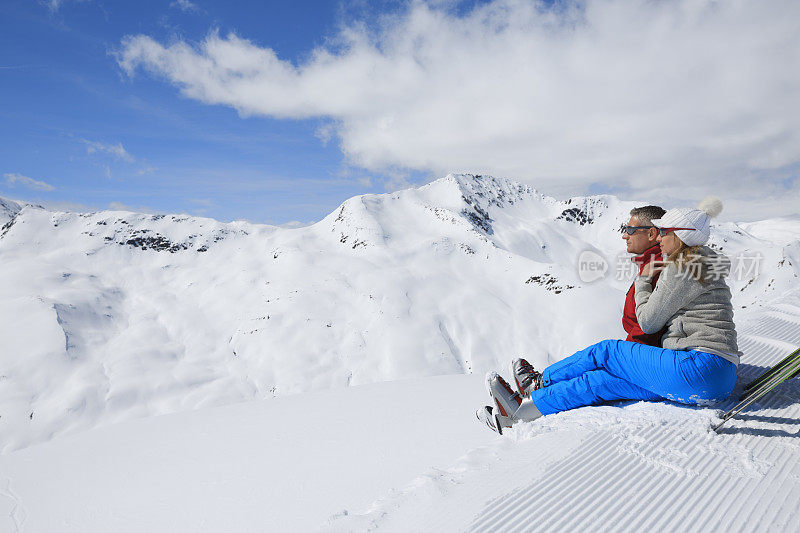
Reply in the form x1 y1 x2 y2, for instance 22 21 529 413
713 355 800 432
743 347 800 393
739 347 800 403
739 354 800 410
715 355 800 431
714 371 794 432
742 347 800 396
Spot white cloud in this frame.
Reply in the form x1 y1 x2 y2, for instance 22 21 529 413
41 199 94 212
43 0 91 14
278 220 312 229
137 165 158 175
189 198 214 207
170 0 199 13
107 201 160 214
4 173 55 191
117 0 800 217
82 139 135 163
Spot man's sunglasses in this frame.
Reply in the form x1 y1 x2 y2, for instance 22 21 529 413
620 225 654 235
620 225 695 236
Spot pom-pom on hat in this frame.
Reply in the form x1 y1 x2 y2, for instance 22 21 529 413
651 196 723 246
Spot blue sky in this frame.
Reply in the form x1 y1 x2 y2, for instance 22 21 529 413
1 0 798 223
0 0 432 223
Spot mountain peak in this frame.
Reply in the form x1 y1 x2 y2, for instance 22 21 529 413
423 173 540 208
0 196 24 223
0 196 45 227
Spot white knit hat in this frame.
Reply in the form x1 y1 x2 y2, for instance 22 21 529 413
651 197 723 247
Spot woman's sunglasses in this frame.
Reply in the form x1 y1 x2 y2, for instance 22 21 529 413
620 225 696 236
656 227 695 236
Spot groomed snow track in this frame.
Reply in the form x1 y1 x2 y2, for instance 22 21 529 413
466 290 800 533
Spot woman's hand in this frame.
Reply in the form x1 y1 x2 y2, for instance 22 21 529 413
641 261 664 278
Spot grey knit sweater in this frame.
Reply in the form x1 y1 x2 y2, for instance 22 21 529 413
634 246 740 364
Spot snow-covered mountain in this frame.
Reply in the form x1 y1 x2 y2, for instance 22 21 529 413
1 174 798 453
0 197 32 226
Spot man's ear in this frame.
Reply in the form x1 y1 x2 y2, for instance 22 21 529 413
648 227 659 242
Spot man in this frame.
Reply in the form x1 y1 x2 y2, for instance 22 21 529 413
621 205 666 346
510 205 668 399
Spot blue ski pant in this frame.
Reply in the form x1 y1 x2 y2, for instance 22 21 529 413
530 340 737 416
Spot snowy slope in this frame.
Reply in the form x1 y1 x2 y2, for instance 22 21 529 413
326 288 800 532
0 174 798 454
1 289 799 532
0 375 496 532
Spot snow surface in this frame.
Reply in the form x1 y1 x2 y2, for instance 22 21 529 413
0 375 496 532
2 291 800 532
0 174 799 531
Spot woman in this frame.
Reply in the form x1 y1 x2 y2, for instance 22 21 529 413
478 198 739 434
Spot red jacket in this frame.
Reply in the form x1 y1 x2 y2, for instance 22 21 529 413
623 244 665 346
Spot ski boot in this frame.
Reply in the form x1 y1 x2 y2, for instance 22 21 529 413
511 358 544 397
475 405 514 435
486 372 523 418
